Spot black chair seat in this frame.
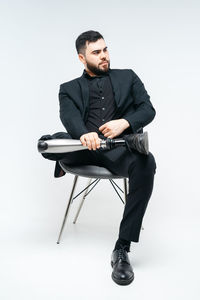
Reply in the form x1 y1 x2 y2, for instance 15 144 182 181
59 161 126 179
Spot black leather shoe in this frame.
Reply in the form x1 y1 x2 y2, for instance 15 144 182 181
111 247 134 285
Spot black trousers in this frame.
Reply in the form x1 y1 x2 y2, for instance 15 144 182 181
41 132 156 243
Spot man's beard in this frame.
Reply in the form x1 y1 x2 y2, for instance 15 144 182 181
86 60 110 76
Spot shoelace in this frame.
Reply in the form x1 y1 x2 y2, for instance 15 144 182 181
118 247 128 261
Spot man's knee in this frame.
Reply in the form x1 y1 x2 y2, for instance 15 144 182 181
147 152 156 174
39 131 72 141
39 131 72 161
129 152 156 175
51 132 72 139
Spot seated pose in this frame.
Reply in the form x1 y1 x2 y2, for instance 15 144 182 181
40 30 157 286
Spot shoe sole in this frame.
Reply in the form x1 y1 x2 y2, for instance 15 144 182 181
111 261 134 285
111 273 134 285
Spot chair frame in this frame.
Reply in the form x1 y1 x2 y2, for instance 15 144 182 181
57 175 128 244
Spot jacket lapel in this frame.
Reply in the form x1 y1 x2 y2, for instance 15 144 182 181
109 70 121 108
78 76 89 110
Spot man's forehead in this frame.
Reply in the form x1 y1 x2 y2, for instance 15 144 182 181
86 39 107 51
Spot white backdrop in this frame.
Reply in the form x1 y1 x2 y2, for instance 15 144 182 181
0 0 200 299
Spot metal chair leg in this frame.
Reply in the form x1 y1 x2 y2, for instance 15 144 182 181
57 175 78 244
73 178 92 224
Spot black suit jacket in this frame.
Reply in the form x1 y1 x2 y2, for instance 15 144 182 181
54 68 156 176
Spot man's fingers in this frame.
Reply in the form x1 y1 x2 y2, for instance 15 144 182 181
92 134 101 150
85 137 92 150
104 132 114 138
96 137 101 149
102 128 109 135
93 137 100 149
99 124 106 132
102 128 114 137
80 136 86 146
80 132 101 150
85 134 97 150
90 136 96 150
103 132 110 137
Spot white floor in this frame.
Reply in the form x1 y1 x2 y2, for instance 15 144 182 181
1 178 199 300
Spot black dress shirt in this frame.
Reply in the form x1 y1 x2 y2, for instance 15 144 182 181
84 69 117 136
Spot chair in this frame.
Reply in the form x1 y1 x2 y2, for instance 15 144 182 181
57 161 128 244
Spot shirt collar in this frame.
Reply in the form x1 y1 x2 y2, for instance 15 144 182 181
83 69 110 79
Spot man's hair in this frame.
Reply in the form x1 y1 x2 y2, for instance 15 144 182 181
75 30 104 55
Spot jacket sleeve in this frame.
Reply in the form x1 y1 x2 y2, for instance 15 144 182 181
123 70 156 133
59 84 89 139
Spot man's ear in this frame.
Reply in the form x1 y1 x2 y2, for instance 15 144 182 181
78 53 86 64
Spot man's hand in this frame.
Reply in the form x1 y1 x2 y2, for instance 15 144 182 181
99 119 130 139
80 132 101 150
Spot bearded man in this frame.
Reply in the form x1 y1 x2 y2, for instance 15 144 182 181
40 30 156 285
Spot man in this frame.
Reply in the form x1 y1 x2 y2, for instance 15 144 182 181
40 30 156 285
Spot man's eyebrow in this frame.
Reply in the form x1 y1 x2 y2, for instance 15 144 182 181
91 47 108 53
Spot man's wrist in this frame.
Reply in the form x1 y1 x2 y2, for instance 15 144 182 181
121 119 130 130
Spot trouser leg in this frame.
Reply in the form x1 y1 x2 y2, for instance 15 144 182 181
119 152 156 242
99 150 156 243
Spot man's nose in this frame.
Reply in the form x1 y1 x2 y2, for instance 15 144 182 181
100 51 106 60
